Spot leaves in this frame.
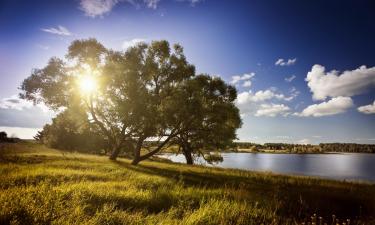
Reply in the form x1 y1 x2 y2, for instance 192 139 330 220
19 38 241 163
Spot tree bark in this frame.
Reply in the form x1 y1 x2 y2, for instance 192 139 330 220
131 136 144 165
109 146 120 160
182 143 194 165
131 133 176 165
183 150 193 164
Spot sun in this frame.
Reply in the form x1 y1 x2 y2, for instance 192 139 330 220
78 75 97 94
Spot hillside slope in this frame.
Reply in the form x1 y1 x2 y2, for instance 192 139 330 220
0 142 374 224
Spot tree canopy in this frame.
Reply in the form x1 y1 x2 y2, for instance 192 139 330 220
20 39 241 164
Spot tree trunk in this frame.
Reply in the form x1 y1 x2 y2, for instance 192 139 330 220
109 147 120 160
131 134 175 165
131 157 140 165
131 145 141 165
131 137 144 165
182 143 194 165
183 150 193 164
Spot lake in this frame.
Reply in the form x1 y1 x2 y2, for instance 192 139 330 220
159 152 375 182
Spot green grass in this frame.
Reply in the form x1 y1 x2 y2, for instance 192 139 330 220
1 142 374 224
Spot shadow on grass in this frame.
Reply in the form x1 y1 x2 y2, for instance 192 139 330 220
113 160 375 220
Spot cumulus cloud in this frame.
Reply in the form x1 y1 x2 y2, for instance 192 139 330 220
295 96 353 117
236 88 297 117
237 89 295 104
275 58 297 66
306 64 375 101
122 38 147 50
230 73 255 86
41 25 72 36
285 75 296 82
357 101 375 114
255 103 290 117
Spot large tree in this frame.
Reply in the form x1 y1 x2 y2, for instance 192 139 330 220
20 38 241 164
169 75 241 164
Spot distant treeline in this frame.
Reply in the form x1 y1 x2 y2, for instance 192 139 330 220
235 142 375 153
0 131 21 143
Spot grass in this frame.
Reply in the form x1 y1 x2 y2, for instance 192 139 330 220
0 142 374 224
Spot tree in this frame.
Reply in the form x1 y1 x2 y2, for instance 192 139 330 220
169 75 241 164
0 131 7 142
39 107 106 153
20 38 241 165
33 131 44 143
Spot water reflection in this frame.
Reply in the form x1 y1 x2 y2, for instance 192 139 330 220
159 153 375 182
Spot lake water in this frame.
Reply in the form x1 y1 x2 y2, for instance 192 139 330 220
159 153 375 182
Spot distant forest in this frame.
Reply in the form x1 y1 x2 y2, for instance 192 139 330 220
235 142 375 153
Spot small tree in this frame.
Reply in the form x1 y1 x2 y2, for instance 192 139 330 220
0 131 8 142
39 107 106 153
33 130 44 143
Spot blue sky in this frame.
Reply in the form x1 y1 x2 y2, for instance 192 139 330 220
0 0 374 143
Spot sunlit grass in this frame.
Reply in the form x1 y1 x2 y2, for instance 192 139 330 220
0 142 374 224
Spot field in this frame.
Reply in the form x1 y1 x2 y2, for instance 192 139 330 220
0 142 374 224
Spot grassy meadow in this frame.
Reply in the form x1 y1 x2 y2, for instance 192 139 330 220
0 142 374 224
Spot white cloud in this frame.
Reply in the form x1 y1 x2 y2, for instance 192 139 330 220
236 88 297 117
41 25 72 36
122 38 147 50
255 103 290 117
0 96 54 129
230 73 255 85
242 80 252 88
358 101 375 114
145 0 160 9
80 0 120 17
306 64 375 101
295 96 353 117
275 58 297 66
289 87 300 99
237 89 295 104
79 0 200 17
0 95 33 110
285 75 296 82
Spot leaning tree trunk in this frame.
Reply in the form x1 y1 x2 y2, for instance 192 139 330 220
131 148 141 165
131 134 175 165
131 137 144 165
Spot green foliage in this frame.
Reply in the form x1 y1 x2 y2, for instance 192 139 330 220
39 108 106 153
19 39 241 164
1 143 374 224
168 75 241 164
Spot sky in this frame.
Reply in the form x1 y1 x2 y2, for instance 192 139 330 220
0 0 374 144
